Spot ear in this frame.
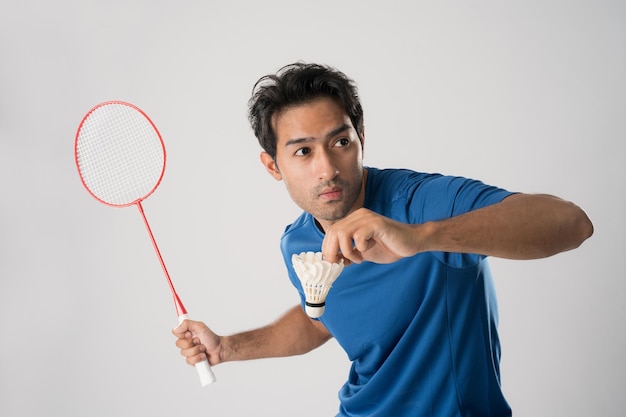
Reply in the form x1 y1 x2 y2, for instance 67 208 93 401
260 152 283 181
360 129 366 156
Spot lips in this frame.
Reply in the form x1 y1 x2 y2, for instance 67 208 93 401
320 186 343 200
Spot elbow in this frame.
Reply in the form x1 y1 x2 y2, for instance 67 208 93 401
577 210 594 246
565 205 594 251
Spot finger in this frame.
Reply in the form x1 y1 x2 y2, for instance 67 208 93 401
337 231 364 264
172 319 192 336
321 231 341 263
188 353 208 366
175 337 195 349
353 229 374 254
180 344 203 357
181 345 207 366
340 257 354 267
338 245 364 265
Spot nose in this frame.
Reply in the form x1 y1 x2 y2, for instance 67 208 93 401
316 150 339 180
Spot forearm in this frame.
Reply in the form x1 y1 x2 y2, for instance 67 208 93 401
220 305 332 363
419 193 593 260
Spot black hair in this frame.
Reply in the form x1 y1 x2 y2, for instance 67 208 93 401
248 62 364 159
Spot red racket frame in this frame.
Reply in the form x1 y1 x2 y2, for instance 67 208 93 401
74 101 187 317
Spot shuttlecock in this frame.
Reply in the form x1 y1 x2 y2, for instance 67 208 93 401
292 251 344 318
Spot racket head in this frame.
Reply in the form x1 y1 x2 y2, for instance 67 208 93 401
74 101 166 207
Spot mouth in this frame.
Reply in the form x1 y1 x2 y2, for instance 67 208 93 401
319 186 343 201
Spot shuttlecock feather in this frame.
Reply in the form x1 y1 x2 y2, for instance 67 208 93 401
292 251 344 318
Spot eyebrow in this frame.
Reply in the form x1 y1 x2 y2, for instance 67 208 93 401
284 123 352 147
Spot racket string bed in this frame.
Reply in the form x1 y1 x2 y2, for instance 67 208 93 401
76 103 165 206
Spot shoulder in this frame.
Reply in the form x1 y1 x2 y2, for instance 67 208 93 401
365 167 514 221
364 167 462 208
280 212 324 258
365 167 443 200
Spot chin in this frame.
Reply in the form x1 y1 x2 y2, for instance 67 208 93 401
316 207 351 222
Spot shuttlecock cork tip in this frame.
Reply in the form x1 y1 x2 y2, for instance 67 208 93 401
291 251 344 318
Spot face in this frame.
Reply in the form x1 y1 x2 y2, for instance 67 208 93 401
260 97 365 231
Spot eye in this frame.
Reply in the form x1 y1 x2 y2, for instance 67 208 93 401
334 137 351 148
294 147 311 156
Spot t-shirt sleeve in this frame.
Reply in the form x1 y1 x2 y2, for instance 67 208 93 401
404 174 515 268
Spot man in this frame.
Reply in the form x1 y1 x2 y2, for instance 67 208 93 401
173 63 593 416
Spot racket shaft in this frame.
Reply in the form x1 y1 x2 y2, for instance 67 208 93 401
136 204 215 385
136 202 187 316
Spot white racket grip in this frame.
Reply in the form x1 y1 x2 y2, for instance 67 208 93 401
195 359 216 387
178 314 217 386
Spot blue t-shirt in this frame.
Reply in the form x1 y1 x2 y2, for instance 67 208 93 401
280 167 514 417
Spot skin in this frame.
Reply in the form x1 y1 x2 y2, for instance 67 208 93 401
173 96 594 368
260 98 366 232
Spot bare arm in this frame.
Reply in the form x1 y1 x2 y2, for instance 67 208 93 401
173 305 331 367
322 193 593 264
220 305 331 362
418 193 593 259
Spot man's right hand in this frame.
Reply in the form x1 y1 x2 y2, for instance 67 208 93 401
173 319 222 367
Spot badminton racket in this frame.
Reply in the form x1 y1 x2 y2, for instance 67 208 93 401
74 101 216 386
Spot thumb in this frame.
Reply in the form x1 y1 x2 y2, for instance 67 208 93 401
172 318 190 337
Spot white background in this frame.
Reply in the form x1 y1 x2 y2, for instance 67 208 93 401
1 1 624 416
